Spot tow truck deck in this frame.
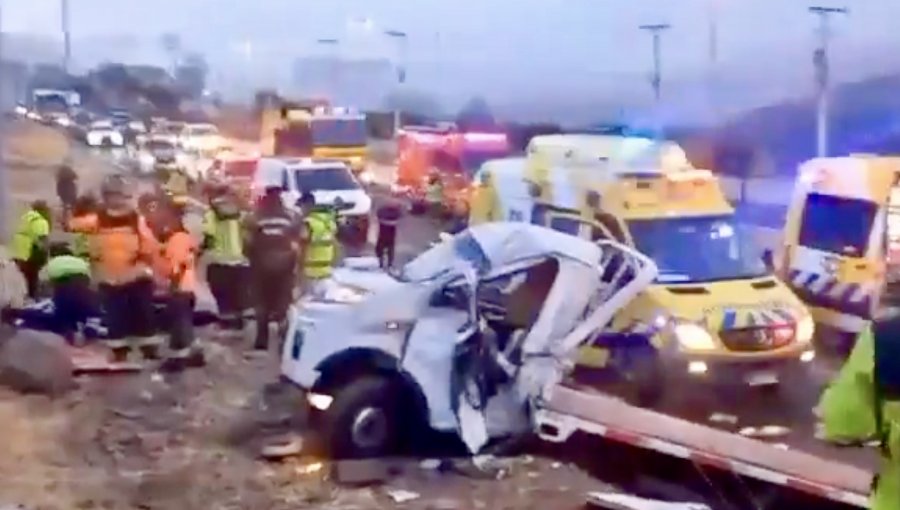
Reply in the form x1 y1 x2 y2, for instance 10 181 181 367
535 385 873 507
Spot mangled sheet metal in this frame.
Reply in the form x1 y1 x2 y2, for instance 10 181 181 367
424 223 657 453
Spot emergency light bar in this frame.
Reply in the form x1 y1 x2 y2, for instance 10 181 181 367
461 132 508 143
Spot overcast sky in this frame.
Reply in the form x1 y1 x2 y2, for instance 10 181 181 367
4 0 900 119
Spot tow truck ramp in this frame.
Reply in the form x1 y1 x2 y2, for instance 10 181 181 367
535 386 871 508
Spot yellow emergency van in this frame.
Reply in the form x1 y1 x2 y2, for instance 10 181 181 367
470 135 816 404
778 156 899 338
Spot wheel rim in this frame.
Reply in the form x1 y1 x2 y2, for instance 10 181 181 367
351 407 389 450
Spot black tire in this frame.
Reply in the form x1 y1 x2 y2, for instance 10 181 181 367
622 349 665 407
322 376 404 459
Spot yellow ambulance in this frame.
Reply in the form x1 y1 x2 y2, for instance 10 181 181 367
778 156 900 339
470 135 815 404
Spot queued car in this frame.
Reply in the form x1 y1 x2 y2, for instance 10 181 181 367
85 120 125 148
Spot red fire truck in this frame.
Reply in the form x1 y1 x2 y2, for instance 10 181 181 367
394 124 511 217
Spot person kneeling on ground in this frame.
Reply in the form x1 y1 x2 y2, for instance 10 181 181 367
37 240 100 345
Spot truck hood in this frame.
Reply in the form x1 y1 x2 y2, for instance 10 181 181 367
331 258 398 293
311 189 371 215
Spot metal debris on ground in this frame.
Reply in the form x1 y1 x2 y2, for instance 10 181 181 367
294 461 324 475
586 491 711 509
259 436 304 460
385 488 420 503
708 413 738 425
738 425 790 439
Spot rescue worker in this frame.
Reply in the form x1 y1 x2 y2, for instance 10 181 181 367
37 240 98 345
55 163 78 220
245 185 302 351
425 172 444 218
202 181 249 332
12 200 52 299
375 199 403 269
151 204 203 371
819 295 900 509
161 166 191 214
297 191 338 289
69 175 161 362
69 194 98 260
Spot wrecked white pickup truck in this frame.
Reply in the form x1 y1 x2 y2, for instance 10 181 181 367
279 222 656 458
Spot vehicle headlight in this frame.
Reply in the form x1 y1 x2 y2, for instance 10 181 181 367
674 323 717 351
796 314 815 344
316 284 367 304
111 132 124 144
359 170 374 184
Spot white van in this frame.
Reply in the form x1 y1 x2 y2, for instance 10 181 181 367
253 157 373 242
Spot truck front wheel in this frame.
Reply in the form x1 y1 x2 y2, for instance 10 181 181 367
323 376 404 459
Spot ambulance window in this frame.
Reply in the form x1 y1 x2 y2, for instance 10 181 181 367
799 193 876 256
549 216 581 236
280 169 290 191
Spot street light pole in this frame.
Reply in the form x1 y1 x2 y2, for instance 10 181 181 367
61 0 71 72
317 38 340 103
809 5 848 158
639 23 670 140
385 29 408 136
0 2 8 241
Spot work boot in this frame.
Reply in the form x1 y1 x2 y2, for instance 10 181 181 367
158 356 186 373
106 339 130 363
137 336 164 360
185 347 206 368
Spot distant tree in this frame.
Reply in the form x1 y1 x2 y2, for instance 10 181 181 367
175 53 209 98
141 85 181 117
455 96 495 131
160 33 182 71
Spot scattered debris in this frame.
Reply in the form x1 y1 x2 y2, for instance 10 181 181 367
294 461 324 475
385 488 420 503
738 425 790 439
419 458 445 470
708 413 738 425
773 443 790 450
260 436 304 460
0 330 75 395
587 491 711 509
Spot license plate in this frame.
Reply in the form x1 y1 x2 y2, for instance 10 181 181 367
746 371 779 386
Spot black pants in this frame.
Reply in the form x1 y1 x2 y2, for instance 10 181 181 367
99 278 156 342
375 228 396 268
252 268 295 350
53 274 99 341
15 259 39 299
166 291 196 353
207 263 249 329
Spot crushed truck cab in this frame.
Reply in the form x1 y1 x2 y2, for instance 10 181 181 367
279 222 656 458
470 134 815 403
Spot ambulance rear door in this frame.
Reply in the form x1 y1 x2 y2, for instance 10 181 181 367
785 158 886 331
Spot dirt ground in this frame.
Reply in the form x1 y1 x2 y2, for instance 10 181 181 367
0 121 617 510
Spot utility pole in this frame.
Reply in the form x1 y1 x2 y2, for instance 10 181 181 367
809 5 848 158
639 23 670 140
317 38 340 103
61 0 71 72
708 1 720 124
0 2 8 241
384 29 408 137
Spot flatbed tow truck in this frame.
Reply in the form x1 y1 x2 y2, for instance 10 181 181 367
535 381 873 508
